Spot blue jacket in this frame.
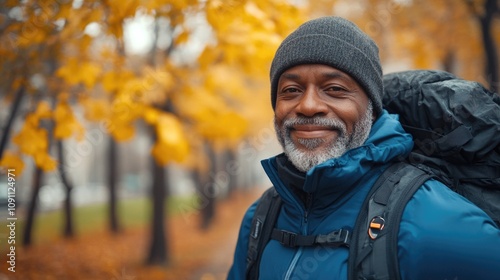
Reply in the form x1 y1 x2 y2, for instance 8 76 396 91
228 111 500 280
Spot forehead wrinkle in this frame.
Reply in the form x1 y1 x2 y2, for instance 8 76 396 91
280 72 301 81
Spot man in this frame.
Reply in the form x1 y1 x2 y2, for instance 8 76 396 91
227 16 500 280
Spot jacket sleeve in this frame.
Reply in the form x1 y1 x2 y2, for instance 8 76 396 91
398 179 500 280
227 200 258 280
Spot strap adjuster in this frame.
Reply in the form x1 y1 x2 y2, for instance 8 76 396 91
279 230 298 247
315 229 351 247
271 228 350 248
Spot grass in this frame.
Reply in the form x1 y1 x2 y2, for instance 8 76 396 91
1 195 199 247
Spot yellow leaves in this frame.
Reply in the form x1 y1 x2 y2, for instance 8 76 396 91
109 123 135 142
122 67 174 105
55 2 73 19
206 0 245 31
82 65 177 143
107 106 137 142
13 100 60 171
101 67 173 107
77 62 102 88
5 0 19 8
53 100 85 140
107 0 141 21
80 97 110 122
140 107 190 165
203 0 304 76
244 1 270 23
12 101 52 164
12 112 57 172
151 113 190 165
56 58 102 88
16 24 48 47
198 111 248 143
56 4 100 44
175 84 249 143
198 46 223 70
156 114 185 145
174 29 190 45
175 86 216 121
106 0 140 37
0 151 25 175
34 101 53 119
13 124 48 156
139 107 191 165
106 96 143 141
102 70 135 94
202 111 248 142
0 148 57 175
34 152 58 172
2 0 311 175
142 107 161 125
9 95 86 173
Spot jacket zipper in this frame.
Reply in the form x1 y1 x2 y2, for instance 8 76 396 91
304 193 313 224
284 193 314 280
261 160 314 280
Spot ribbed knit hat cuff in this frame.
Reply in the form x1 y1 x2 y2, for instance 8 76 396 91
270 34 383 116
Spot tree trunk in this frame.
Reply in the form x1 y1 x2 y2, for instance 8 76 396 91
108 136 119 233
443 51 456 74
145 19 174 265
22 167 43 246
200 143 216 230
23 115 54 246
146 154 170 265
0 86 25 160
225 149 238 196
57 140 74 237
478 0 499 92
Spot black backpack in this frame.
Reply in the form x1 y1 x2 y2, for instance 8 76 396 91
245 70 500 280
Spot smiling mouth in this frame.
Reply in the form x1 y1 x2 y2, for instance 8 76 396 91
291 125 338 139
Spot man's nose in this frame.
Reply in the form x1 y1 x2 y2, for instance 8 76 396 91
296 87 328 117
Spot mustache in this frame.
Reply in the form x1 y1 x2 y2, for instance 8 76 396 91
283 117 346 134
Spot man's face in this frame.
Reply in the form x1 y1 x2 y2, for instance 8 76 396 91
274 64 374 172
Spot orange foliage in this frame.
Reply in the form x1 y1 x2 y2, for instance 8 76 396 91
0 0 307 173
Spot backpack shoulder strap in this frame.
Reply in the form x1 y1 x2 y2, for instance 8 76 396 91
246 186 282 280
348 162 433 280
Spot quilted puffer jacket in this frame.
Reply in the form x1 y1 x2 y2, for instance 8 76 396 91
228 111 500 280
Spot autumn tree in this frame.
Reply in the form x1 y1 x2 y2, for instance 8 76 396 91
0 0 79 244
0 0 307 267
467 0 500 92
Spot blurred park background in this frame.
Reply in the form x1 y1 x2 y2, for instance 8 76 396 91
0 0 499 279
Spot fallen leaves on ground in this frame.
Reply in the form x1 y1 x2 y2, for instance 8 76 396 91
0 188 262 280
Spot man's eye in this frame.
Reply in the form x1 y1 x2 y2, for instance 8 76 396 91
327 86 346 92
282 87 300 93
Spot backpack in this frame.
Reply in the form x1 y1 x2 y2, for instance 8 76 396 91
245 70 500 280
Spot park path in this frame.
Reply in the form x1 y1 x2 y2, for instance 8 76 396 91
188 188 262 280
188 223 239 280
0 188 262 280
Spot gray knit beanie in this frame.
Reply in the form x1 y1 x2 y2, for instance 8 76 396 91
270 16 383 116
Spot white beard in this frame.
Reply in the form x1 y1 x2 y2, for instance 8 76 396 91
275 102 374 172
